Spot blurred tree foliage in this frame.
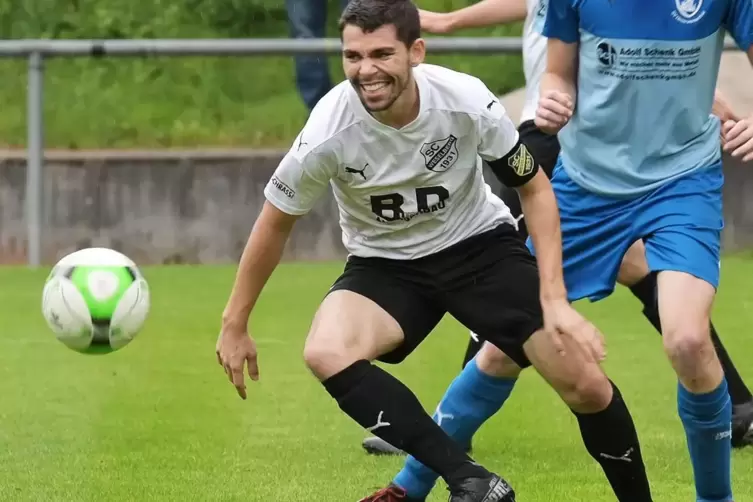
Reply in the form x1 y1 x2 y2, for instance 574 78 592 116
0 0 525 148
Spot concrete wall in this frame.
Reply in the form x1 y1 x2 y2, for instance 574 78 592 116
0 150 344 265
0 149 750 265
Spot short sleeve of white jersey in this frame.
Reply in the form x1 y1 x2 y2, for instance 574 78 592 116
474 84 521 162
263 135 335 216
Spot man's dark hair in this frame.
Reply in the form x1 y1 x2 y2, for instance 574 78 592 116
338 0 421 47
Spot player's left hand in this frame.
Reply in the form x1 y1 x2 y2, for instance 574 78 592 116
722 116 753 162
542 298 606 363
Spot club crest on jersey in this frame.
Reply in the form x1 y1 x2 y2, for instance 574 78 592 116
420 135 459 172
508 143 534 177
672 0 705 23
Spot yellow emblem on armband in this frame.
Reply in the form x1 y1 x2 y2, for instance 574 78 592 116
508 143 534 177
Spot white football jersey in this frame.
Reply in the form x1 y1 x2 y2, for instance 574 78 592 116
520 0 548 124
264 64 522 260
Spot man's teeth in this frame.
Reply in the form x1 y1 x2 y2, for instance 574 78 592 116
362 82 388 91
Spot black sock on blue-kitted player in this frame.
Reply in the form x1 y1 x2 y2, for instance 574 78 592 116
322 359 489 489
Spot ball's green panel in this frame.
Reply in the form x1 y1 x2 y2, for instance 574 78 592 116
68 266 135 320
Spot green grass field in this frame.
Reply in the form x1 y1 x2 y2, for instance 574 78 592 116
1 258 752 501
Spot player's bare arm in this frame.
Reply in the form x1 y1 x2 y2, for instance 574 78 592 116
218 202 300 399
536 39 577 135
721 45 753 162
485 132 604 361
516 169 606 362
217 122 335 399
419 0 527 34
515 171 565 301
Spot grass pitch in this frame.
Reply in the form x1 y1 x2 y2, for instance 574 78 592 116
1 258 752 501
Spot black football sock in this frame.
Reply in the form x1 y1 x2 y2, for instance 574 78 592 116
631 272 753 406
572 381 653 502
713 331 753 405
461 335 484 369
323 360 489 488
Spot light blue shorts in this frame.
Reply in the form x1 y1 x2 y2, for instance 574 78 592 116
527 161 724 302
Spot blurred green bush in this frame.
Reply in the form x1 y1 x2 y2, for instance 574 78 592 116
0 0 524 148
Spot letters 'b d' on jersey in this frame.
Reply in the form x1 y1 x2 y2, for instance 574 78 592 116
264 64 521 260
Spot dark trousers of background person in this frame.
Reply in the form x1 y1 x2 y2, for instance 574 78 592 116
286 0 350 111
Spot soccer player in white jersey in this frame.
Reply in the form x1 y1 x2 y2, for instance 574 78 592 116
215 1 658 500
361 0 753 462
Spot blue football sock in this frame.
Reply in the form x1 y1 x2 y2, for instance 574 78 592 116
678 378 733 502
393 358 517 499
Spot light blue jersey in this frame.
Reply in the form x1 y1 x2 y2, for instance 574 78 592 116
543 0 753 197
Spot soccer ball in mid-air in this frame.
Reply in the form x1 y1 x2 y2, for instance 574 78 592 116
41 247 150 354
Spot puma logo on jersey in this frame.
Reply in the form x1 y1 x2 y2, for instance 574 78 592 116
345 163 368 180
296 134 308 151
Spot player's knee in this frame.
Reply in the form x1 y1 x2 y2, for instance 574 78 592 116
558 366 613 413
662 325 711 366
475 342 522 378
303 333 362 381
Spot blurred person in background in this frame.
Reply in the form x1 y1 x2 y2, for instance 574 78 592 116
286 0 351 111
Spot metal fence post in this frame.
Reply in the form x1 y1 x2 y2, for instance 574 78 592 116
26 51 43 267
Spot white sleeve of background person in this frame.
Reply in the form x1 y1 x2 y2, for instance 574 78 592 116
474 82 521 161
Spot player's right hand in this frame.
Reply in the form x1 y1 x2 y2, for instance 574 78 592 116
535 90 574 135
542 299 606 363
419 9 454 34
216 322 259 400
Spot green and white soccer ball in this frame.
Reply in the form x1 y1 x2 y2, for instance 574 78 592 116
41 247 150 354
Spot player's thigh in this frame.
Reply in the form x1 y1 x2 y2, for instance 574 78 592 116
305 290 402 379
442 224 543 369
656 270 715 352
528 162 634 302
304 258 445 379
616 240 650 287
